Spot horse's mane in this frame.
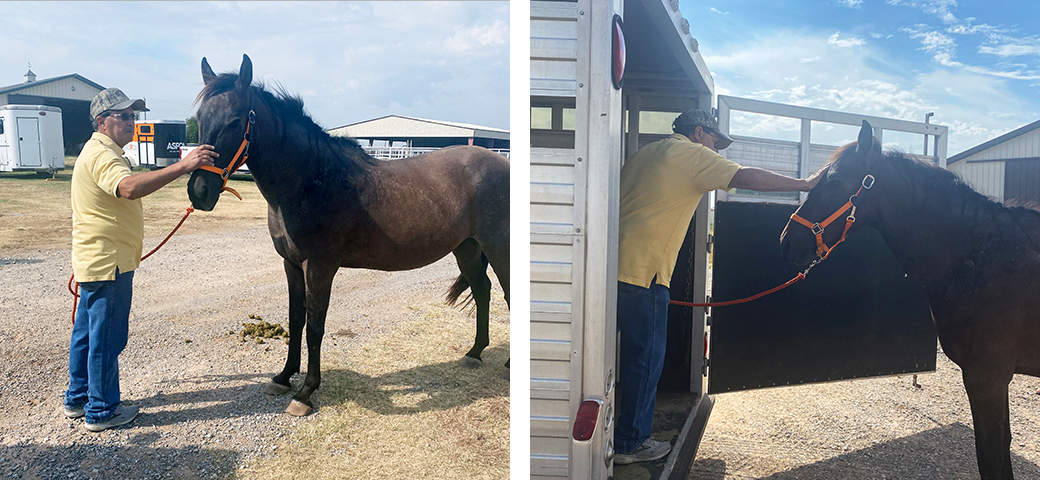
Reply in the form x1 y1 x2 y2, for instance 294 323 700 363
195 73 380 169
844 145 1040 218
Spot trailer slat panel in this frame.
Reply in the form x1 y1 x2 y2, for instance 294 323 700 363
533 397 571 420
532 339 572 362
532 320 572 341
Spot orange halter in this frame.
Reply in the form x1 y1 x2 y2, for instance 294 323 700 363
790 174 875 261
196 110 255 200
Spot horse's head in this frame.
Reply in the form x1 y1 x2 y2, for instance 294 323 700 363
187 54 255 211
780 120 882 265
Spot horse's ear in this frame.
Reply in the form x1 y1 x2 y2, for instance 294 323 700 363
201 57 216 85
237 54 253 92
856 120 874 156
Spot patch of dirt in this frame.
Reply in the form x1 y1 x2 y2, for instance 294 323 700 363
686 352 1040 479
0 224 505 479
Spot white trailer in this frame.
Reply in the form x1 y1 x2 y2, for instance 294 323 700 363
530 1 951 479
0 105 65 174
531 0 715 478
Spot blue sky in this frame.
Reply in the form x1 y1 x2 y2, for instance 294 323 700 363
0 1 509 130
680 0 1040 155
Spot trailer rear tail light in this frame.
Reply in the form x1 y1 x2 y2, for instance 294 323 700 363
612 14 625 90
573 400 602 441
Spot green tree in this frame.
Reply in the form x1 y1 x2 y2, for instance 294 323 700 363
186 116 199 143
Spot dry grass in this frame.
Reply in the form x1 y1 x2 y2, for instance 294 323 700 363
241 298 511 480
0 157 267 253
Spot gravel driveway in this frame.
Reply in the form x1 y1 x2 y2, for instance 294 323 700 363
0 225 474 479
687 351 1040 479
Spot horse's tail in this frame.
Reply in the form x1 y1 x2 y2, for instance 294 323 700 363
446 274 475 308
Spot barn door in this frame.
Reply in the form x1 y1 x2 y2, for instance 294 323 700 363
706 201 936 394
17 118 42 167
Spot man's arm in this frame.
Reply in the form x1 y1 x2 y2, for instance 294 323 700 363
726 164 827 192
116 145 218 200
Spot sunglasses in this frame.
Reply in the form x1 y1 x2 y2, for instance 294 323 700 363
102 112 137 121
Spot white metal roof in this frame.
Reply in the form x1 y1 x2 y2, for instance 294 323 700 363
327 115 509 140
0 74 105 102
947 119 1040 164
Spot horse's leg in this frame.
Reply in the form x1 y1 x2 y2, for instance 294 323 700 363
482 242 510 371
962 367 1015 480
285 262 337 417
264 259 306 395
452 238 492 369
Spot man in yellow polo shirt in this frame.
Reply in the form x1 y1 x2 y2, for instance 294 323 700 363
65 88 218 432
613 109 826 464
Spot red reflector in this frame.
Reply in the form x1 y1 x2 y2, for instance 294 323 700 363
573 400 601 441
612 15 625 90
39 111 46 116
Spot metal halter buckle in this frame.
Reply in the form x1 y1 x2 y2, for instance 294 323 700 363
862 174 875 189
811 223 824 235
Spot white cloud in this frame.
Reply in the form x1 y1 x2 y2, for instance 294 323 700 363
886 0 958 24
710 7 729 14
979 43 1040 57
800 57 821 63
704 28 1039 154
0 2 510 130
837 0 863 7
828 32 866 48
443 19 509 53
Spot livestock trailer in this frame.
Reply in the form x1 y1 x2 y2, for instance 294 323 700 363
529 1 950 479
0 105 65 174
124 120 186 168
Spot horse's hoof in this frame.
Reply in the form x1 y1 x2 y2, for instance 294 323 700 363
285 399 313 416
459 356 483 369
263 382 291 396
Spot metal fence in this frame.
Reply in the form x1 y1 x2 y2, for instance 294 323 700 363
361 146 510 160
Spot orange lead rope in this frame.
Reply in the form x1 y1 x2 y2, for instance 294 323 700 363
670 173 875 310
68 206 195 324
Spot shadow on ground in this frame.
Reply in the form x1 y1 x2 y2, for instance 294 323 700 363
689 423 1040 479
0 442 237 479
131 344 509 426
302 344 511 415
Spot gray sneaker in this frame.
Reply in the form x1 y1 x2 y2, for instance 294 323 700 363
84 405 139 432
614 438 672 465
63 405 85 419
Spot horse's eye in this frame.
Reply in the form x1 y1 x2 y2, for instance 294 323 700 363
228 119 241 130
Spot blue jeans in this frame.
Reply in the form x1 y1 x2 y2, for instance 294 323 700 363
65 270 133 423
615 279 670 454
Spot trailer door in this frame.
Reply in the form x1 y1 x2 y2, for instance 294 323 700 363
17 118 43 167
707 201 936 394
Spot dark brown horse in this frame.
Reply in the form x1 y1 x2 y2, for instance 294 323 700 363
188 54 510 416
781 120 1040 479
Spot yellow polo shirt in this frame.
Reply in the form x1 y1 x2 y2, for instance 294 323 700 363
71 132 143 282
618 134 740 289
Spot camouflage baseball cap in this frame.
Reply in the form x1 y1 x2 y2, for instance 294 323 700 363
672 109 734 150
89 88 146 120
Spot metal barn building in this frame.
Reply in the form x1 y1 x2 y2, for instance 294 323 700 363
0 69 106 154
327 115 510 159
947 119 1040 205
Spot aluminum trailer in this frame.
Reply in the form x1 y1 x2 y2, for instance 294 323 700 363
530 1 951 479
